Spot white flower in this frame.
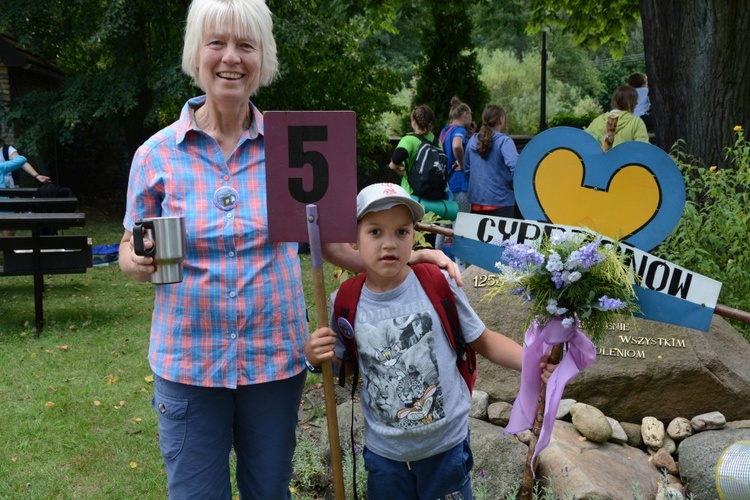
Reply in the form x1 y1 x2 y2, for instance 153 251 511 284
546 299 567 316
562 317 574 329
549 231 573 245
545 251 563 272
561 270 582 284
564 250 581 270
546 298 559 314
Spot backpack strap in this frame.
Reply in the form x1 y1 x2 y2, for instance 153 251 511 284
414 133 439 148
411 263 477 393
332 272 367 389
332 272 368 500
439 126 460 175
438 125 457 148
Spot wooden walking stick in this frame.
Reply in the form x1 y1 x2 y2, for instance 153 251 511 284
519 343 563 499
307 205 346 499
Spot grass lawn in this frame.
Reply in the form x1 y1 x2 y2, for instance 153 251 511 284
0 203 336 499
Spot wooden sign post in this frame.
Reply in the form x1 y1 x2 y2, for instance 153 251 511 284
265 111 356 500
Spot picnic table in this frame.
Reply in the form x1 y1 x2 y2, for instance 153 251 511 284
0 187 39 197
0 203 91 334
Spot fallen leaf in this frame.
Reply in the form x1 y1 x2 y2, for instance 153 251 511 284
58 345 69 351
129 461 138 469
106 375 119 385
48 386 56 392
134 417 142 423
94 401 101 406
119 401 126 407
30 353 37 359
68 325 76 331
12 457 18 462
82 320 92 327
44 401 55 407
144 375 154 383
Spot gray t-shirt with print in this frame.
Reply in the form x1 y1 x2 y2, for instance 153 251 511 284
331 268 485 462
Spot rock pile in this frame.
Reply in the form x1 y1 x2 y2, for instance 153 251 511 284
469 392 750 499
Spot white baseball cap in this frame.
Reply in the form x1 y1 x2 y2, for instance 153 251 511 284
356 183 425 222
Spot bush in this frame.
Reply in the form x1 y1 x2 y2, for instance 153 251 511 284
549 111 599 129
654 127 750 339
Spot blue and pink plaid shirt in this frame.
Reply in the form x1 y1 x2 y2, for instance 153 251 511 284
124 96 307 388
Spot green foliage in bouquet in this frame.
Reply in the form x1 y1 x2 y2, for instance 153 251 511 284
485 231 640 343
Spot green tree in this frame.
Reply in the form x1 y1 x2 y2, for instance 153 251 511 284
1 0 192 193
1 0 403 195
470 0 532 60
413 0 489 126
527 0 750 167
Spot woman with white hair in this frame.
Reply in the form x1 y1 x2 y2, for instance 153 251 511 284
118 1 459 497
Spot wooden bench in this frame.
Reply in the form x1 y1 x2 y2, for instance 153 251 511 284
0 187 40 197
0 208 92 335
0 197 79 213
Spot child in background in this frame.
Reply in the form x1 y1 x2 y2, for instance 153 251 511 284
304 182 556 499
628 72 653 131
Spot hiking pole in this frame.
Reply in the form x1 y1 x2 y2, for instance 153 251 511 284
415 222 750 324
307 205 346 499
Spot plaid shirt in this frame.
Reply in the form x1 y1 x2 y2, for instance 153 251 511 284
124 96 307 388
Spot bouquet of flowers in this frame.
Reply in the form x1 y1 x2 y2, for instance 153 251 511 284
487 231 639 343
488 230 640 487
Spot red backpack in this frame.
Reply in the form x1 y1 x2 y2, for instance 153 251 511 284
332 263 477 394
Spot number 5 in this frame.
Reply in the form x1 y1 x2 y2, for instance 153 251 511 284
287 126 329 203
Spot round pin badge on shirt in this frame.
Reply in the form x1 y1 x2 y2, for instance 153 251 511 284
213 186 239 211
337 317 355 339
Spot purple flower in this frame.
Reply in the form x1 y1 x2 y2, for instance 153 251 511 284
599 296 626 311
500 242 545 270
577 240 604 269
551 271 564 289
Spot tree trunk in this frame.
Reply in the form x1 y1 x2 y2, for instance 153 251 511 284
639 0 750 167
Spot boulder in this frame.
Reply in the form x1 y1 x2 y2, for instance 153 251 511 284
463 265 750 423
468 418 528 498
537 421 662 499
678 428 750 500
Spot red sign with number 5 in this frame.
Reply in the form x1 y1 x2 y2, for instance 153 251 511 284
265 111 358 243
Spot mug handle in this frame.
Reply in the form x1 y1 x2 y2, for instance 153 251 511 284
133 220 156 257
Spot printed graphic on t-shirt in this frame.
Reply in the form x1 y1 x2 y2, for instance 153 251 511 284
357 308 444 429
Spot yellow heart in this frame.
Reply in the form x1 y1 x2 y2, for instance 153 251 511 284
535 149 660 240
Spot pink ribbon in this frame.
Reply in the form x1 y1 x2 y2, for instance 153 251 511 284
505 317 597 473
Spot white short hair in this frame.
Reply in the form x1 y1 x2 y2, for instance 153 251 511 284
181 0 278 92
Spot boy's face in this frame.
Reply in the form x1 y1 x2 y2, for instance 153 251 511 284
352 204 415 292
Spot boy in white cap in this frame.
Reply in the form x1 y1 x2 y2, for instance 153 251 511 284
304 182 555 499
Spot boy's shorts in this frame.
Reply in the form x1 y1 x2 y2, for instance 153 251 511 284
363 431 473 499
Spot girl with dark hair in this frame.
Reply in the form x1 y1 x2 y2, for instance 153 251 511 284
388 105 438 194
464 104 519 218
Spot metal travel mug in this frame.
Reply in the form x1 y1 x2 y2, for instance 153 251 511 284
133 216 186 284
